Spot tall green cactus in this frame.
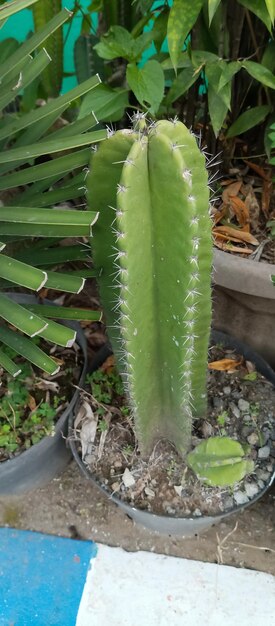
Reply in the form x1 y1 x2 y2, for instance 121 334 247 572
87 118 212 456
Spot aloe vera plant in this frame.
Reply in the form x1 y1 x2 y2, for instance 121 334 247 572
0 0 106 376
87 116 255 486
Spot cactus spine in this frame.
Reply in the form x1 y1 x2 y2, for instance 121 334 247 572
87 119 212 456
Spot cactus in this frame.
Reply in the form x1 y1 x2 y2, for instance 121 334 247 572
87 118 212 456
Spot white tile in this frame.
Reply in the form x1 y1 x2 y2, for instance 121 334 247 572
76 544 275 626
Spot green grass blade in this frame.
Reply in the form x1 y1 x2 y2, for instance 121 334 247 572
0 0 39 22
0 254 47 289
0 347 22 377
0 48 51 111
0 326 60 374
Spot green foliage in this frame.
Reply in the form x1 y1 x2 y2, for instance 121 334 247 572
87 118 212 457
187 437 255 486
86 369 124 405
32 0 63 98
0 1 105 375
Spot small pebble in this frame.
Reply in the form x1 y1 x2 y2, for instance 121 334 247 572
213 397 224 411
234 491 249 505
257 446 270 460
193 508 202 517
247 432 259 445
111 482 120 492
144 487 155 498
165 506 176 515
122 468 136 488
223 386 231 395
174 485 183 497
256 469 270 481
238 399 250 412
257 480 265 489
114 460 123 469
267 464 273 472
244 482 259 498
223 497 234 510
230 403 240 418
201 421 213 438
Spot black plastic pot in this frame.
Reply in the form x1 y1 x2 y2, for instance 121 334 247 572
0 294 88 496
69 330 275 536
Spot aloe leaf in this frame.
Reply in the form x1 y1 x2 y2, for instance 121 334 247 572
0 129 106 164
0 294 48 337
0 207 98 229
24 181 85 208
23 304 101 321
0 0 39 21
0 74 102 142
187 437 255 486
0 254 47 290
48 112 99 140
0 149 90 190
45 270 85 294
15 244 90 266
38 318 76 348
0 347 21 377
0 48 51 111
0 326 60 374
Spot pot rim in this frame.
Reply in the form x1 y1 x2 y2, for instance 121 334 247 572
213 248 275 299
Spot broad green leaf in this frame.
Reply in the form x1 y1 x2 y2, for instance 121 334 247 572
0 254 47 290
218 61 241 91
79 84 129 122
208 0 222 24
23 304 101 321
126 60 164 115
226 105 271 138
0 348 21 377
37 318 76 348
95 26 152 62
206 62 232 109
238 0 272 32
187 437 254 486
0 129 106 164
243 61 275 89
265 0 275 22
0 149 90 190
0 294 48 337
262 40 275 74
167 0 204 72
208 85 229 136
0 0 39 21
151 7 169 53
0 326 60 374
165 64 197 105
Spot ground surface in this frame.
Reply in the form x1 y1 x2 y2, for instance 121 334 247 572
0 462 274 575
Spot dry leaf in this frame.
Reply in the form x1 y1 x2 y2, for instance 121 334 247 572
243 160 269 181
98 411 112 460
100 355 115 374
213 237 253 254
262 178 273 218
28 394 37 411
35 379 60 393
208 358 243 372
213 225 258 245
229 196 250 230
243 185 260 232
222 181 242 203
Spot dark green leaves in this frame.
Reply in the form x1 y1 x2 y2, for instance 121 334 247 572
94 26 152 62
167 0 204 72
226 105 271 138
126 61 164 115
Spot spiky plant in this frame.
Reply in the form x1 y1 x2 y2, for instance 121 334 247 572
87 117 212 457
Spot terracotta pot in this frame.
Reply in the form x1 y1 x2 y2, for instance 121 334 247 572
212 249 275 368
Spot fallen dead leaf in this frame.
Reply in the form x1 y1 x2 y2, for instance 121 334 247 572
222 181 242 203
213 238 253 254
28 394 37 411
262 177 273 218
208 358 243 372
213 225 259 245
100 355 115 374
243 160 269 181
35 379 60 393
229 196 250 230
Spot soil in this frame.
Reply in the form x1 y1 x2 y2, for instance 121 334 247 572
72 345 275 520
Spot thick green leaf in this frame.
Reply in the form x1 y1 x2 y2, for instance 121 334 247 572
226 105 271 138
0 48 51 111
0 348 21 377
0 0 39 21
218 61 241 91
206 62 232 109
0 207 98 237
0 294 48 337
265 0 275 22
0 326 60 374
167 0 204 72
208 0 222 24
238 0 272 32
0 254 47 290
79 84 129 122
25 181 85 208
0 149 90 190
45 270 85 294
165 63 197 105
243 60 275 89
0 129 106 164
48 112 98 140
126 60 164 115
23 304 101 321
187 437 254 486
16 244 90 266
